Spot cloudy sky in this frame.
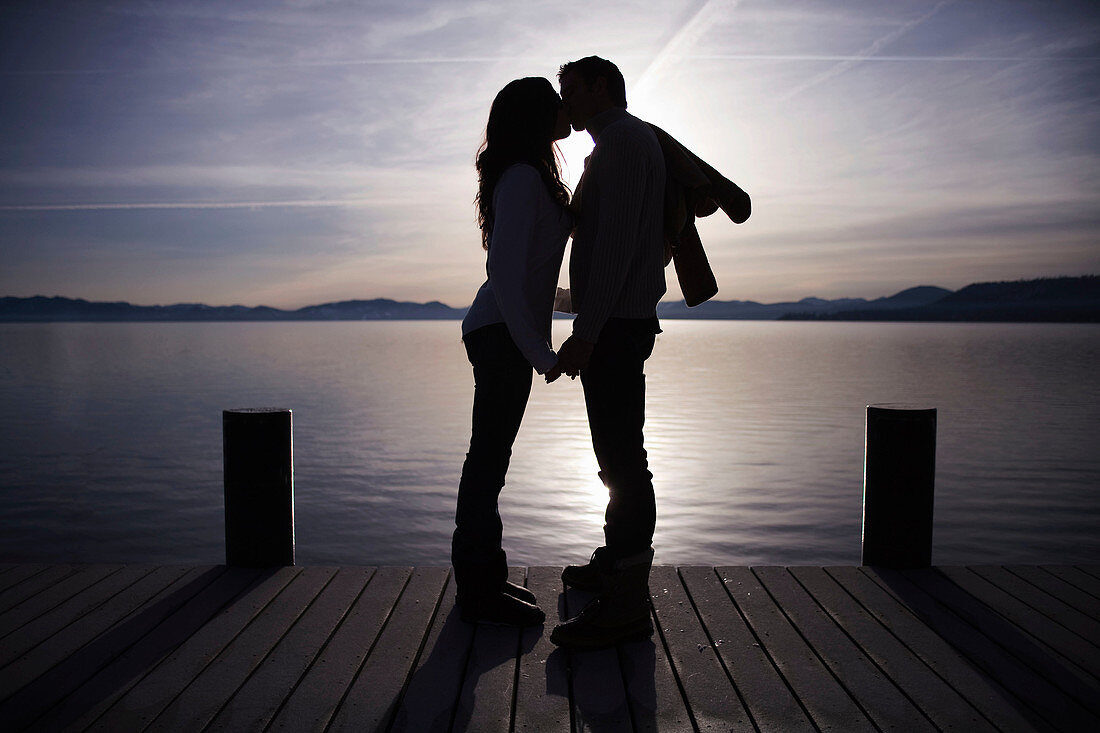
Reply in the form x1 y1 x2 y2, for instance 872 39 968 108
1 0 1098 308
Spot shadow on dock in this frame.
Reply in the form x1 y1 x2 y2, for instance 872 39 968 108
0 562 1097 731
0 565 272 730
869 566 1100 731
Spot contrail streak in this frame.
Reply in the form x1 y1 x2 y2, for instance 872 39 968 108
634 0 740 98
0 57 543 76
4 47 1095 78
693 53 1100 62
779 0 956 102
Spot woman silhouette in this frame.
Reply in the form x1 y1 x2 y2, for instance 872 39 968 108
452 77 572 626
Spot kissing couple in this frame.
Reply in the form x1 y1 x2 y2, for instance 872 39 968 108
451 56 749 651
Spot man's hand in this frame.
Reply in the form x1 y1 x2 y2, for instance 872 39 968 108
545 336 594 383
545 363 564 383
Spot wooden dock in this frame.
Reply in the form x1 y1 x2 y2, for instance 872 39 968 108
0 564 1097 731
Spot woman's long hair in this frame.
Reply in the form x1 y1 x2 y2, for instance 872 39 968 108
475 77 570 250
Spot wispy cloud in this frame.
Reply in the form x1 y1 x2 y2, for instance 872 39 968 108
778 0 955 101
1 0 1098 307
634 0 740 101
0 199 384 212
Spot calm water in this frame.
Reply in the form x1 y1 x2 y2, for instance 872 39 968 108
1 320 1097 567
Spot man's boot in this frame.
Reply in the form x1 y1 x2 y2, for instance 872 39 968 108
561 546 609 592
550 548 654 650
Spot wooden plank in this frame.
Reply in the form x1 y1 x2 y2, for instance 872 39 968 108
512 566 572 732
7 565 247 732
1035 566 1100 609
619 581 695 732
1012 561 1100 620
914 568 1100 713
205 567 376 732
656 566 757 731
0 562 1091 731
791 567 1001 732
0 565 124 640
328 566 450 731
998 566 1100 641
0 564 49 594
862 567 1099 730
1077 566 1100 581
562 580 633 732
0 564 79 614
828 566 1055 733
390 570 474 732
682 566 811 731
266 566 412 732
964 566 1100 660
85 567 300 732
719 566 875 732
159 570 335 724
146 567 339 731
449 567 526 733
0 566 188 698
0 565 158 669
754 566 938 732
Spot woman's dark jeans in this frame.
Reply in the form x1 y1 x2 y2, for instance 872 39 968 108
452 323 532 602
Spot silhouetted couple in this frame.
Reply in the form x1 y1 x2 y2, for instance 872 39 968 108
452 56 676 650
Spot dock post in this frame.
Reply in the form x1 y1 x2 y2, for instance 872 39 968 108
862 404 936 568
223 408 295 567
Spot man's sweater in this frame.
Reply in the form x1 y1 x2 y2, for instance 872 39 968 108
569 108 666 344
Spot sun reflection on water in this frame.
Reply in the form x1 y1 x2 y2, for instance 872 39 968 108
0 320 1097 566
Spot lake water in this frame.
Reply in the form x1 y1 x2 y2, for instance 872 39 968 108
1 320 1097 567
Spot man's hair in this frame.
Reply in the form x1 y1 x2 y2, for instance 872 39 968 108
558 56 627 109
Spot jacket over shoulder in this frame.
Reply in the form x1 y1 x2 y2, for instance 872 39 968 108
649 123 750 307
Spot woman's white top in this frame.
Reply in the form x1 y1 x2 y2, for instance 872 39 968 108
461 164 572 374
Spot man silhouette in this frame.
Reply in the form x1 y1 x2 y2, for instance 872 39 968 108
546 56 666 649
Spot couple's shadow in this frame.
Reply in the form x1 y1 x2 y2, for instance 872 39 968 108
547 586 661 732
392 585 658 732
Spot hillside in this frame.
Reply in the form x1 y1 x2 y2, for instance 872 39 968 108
2 277 1096 322
0 296 465 322
783 276 1100 322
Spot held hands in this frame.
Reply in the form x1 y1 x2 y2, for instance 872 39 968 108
545 336 595 383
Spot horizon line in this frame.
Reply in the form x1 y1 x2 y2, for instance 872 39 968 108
3 275 1095 312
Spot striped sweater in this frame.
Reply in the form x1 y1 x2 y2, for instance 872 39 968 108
569 108 666 344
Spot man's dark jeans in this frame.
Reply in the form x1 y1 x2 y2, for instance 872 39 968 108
580 317 660 560
452 323 532 600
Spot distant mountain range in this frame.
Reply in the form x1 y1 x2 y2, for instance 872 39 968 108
1 276 1097 323
657 285 953 319
776 276 1099 322
0 297 463 322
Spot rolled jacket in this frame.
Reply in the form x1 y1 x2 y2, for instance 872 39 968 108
648 123 751 307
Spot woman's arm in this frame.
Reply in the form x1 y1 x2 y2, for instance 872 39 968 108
488 166 558 374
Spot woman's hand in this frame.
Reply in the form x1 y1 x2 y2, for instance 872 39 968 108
545 335 593 383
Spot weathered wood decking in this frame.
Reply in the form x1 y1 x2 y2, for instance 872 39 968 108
0 564 1097 731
